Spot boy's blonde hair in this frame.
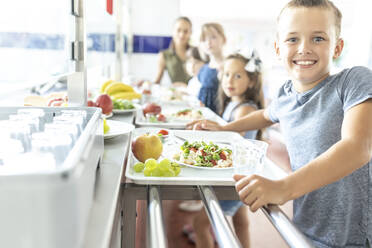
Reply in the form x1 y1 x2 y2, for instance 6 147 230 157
277 0 342 38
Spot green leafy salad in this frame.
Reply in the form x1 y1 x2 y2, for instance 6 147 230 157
113 99 135 110
173 141 232 168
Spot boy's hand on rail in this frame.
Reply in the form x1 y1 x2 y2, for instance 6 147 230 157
186 119 222 131
233 174 290 212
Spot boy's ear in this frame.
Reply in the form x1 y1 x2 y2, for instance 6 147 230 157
333 38 344 59
274 41 281 59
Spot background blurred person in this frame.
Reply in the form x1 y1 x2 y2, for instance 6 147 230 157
197 22 226 113
185 46 206 98
153 16 193 87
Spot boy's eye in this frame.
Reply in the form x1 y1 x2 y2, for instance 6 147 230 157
235 74 241 79
313 37 325 42
286 37 297 43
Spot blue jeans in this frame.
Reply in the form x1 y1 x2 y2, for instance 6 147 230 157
219 200 243 216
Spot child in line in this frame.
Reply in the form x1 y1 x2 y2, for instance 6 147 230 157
197 23 226 113
185 47 206 99
189 51 265 248
188 0 372 247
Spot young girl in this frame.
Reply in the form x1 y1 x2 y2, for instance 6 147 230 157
197 23 226 113
154 16 192 86
189 51 264 248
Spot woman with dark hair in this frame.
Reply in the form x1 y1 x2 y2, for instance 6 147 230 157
154 16 192 86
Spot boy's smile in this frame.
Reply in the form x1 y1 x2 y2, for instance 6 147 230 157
275 7 344 92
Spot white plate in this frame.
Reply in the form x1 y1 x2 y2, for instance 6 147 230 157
104 120 135 139
102 112 113 119
113 104 141 114
176 161 232 170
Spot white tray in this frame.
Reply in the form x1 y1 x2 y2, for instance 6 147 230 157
135 106 226 129
125 128 286 185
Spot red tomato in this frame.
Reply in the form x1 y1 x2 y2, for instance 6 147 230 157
158 129 169 136
190 147 197 153
211 160 217 166
156 114 166 122
220 152 227 160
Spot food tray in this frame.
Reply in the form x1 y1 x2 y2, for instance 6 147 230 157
125 128 286 185
135 106 226 129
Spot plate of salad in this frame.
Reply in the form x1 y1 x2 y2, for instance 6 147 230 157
112 99 140 113
171 140 233 170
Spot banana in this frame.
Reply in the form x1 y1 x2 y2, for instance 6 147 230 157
104 82 134 96
111 92 142 100
100 80 114 93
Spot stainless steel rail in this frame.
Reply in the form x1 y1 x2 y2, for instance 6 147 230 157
147 186 168 248
198 186 242 248
261 205 315 248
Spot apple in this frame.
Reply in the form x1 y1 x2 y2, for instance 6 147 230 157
95 94 113 114
143 103 161 115
87 100 96 107
132 133 163 163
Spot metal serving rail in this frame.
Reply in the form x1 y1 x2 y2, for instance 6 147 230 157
199 186 242 248
147 186 168 248
142 185 314 248
261 205 314 248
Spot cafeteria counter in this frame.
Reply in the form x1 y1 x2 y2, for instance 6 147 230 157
83 113 134 248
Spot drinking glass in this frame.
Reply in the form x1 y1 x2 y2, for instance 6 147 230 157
233 139 268 175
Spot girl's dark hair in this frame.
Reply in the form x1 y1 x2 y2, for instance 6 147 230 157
217 54 265 140
169 16 192 50
186 46 207 63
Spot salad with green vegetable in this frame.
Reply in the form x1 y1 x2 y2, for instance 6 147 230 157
113 99 135 110
173 141 232 168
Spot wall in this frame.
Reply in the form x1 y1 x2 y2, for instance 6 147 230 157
122 0 181 86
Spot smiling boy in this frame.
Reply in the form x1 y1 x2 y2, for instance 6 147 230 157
187 0 372 247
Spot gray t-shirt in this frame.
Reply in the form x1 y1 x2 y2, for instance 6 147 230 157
222 101 258 139
267 66 372 248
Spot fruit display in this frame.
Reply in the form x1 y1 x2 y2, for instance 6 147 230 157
131 133 163 162
95 94 113 114
100 80 141 100
133 158 181 177
111 92 142 100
